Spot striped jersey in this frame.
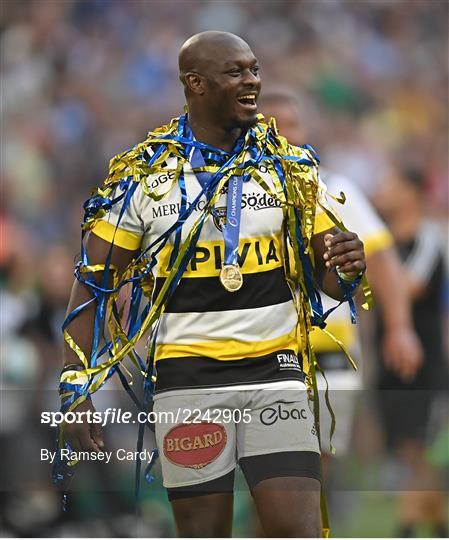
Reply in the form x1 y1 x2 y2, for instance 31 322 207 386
92 153 334 393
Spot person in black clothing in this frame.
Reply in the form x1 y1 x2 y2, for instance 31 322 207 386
373 164 448 537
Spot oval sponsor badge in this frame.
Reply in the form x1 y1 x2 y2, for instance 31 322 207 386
163 422 227 469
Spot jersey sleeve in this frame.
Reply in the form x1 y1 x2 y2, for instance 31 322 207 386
323 172 393 255
91 182 145 251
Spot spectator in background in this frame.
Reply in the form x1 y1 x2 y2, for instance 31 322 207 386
373 165 448 538
2 0 447 249
259 90 422 480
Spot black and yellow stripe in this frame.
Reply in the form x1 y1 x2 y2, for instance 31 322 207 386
154 349 305 394
155 266 292 313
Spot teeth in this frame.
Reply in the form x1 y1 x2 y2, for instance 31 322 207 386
237 94 256 104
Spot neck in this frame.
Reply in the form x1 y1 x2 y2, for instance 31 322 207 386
187 110 242 153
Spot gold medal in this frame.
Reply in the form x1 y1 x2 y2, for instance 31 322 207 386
219 264 243 292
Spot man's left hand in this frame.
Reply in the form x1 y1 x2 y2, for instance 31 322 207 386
323 231 366 278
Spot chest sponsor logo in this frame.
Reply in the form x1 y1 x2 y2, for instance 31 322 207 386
152 199 207 219
158 235 282 276
260 404 308 426
147 171 177 191
276 353 302 372
163 422 227 469
152 191 281 220
187 238 279 271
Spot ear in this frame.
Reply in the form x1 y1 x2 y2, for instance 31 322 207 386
184 72 205 95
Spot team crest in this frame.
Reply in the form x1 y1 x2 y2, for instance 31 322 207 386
212 207 227 231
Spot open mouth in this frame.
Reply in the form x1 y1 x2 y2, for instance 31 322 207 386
236 94 257 109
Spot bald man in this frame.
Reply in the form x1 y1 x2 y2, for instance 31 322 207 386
61 32 367 537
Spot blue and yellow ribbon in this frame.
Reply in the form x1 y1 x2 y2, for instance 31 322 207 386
54 114 371 533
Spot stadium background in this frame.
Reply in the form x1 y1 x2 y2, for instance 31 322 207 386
1 0 447 537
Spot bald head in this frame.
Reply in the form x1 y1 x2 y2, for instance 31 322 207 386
178 31 261 134
179 31 252 84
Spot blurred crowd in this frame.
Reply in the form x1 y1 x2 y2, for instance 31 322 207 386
1 0 448 537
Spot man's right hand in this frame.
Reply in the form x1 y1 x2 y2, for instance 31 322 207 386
61 234 137 453
63 399 104 452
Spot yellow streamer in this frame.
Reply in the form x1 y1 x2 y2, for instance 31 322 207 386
62 115 371 533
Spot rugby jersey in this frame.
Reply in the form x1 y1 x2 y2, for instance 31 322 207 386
92 154 334 393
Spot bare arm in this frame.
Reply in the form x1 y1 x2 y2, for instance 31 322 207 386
402 269 427 300
61 232 138 452
63 232 138 368
366 246 423 381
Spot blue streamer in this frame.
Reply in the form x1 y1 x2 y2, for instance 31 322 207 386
57 113 361 500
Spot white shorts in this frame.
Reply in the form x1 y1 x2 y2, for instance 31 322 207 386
153 383 320 488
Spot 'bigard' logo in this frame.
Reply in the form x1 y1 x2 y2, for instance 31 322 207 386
163 422 227 469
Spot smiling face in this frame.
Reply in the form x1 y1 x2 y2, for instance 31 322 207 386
201 42 261 130
180 33 261 131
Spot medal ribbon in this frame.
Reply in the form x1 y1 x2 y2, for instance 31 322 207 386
183 118 245 269
223 175 244 267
